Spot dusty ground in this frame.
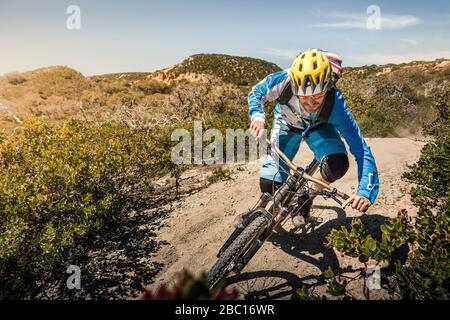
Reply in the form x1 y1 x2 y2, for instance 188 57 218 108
38 137 426 300
149 137 426 300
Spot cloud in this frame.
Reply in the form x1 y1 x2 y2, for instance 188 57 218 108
309 12 423 30
402 39 419 46
264 48 302 60
380 15 423 29
350 51 450 65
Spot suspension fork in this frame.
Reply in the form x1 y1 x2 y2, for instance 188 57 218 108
269 160 319 228
235 181 299 271
249 173 300 217
234 162 321 271
234 160 320 253
272 175 299 208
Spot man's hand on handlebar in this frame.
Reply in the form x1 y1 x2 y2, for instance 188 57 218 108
342 193 371 213
250 120 266 143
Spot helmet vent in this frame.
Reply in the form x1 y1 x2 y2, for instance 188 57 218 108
290 49 333 96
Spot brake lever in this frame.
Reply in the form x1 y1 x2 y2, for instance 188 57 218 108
317 188 344 206
328 188 345 206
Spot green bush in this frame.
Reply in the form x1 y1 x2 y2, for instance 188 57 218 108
5 72 27 85
0 118 175 296
324 90 450 299
207 167 233 184
163 54 281 86
135 80 171 95
395 90 450 299
403 90 450 210
0 107 256 297
326 212 414 264
358 108 392 138
339 61 449 137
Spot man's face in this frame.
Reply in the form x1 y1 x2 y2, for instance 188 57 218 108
299 92 326 113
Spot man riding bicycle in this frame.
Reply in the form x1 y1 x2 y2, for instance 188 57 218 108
248 48 379 226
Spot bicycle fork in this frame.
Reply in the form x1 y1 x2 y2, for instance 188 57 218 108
216 193 272 258
219 174 296 248
233 206 290 274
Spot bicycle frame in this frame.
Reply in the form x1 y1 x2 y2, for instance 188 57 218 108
210 138 352 289
217 138 350 270
252 138 349 211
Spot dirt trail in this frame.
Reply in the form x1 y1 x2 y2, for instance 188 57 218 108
150 138 426 299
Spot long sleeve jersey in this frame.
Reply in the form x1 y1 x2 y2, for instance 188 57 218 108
248 69 379 204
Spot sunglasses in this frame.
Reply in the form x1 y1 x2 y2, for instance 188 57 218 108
299 92 326 103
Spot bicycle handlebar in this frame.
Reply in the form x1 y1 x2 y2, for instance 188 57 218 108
266 138 350 201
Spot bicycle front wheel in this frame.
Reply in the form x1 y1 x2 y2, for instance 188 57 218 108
207 216 269 290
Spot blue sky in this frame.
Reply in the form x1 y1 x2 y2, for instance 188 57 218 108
1 0 450 75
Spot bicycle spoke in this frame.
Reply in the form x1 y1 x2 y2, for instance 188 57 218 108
227 272 294 300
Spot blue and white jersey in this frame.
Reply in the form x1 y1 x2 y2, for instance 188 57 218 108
248 69 309 127
248 69 380 204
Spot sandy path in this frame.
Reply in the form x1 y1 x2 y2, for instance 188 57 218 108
150 138 426 300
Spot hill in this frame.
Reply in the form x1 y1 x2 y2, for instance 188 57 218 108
147 53 281 86
0 55 449 137
0 66 91 132
338 58 450 136
0 54 449 299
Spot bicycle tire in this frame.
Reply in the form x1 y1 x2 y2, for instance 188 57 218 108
207 216 269 290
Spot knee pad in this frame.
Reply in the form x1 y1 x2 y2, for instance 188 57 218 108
320 153 349 183
260 178 283 195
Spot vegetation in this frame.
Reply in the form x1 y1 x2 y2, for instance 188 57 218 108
4 72 27 85
0 54 449 299
158 53 281 86
1 56 448 138
339 59 450 137
395 89 450 299
0 81 250 298
207 167 233 184
323 90 450 300
140 269 238 300
0 118 177 297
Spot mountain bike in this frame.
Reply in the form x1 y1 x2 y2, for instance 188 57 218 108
207 138 350 290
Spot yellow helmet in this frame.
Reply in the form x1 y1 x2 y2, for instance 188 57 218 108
290 49 332 96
